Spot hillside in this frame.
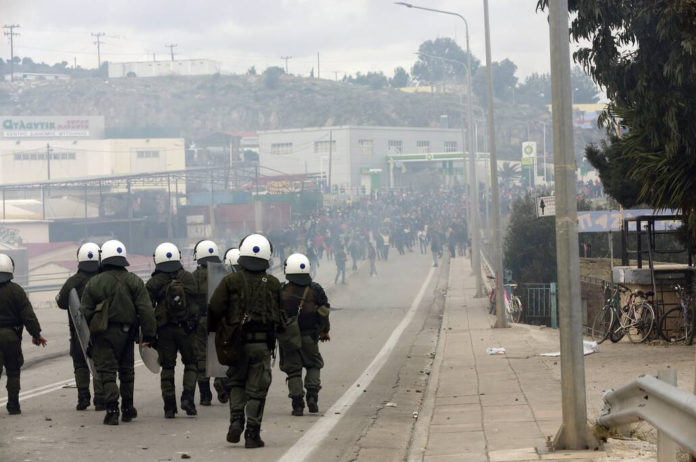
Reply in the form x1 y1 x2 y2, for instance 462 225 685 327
0 73 598 160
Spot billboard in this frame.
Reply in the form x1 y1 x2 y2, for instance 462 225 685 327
0 116 105 139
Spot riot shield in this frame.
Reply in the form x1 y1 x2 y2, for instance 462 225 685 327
139 331 161 374
206 262 233 377
68 288 97 377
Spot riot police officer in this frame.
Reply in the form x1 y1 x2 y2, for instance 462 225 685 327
80 240 156 425
223 248 241 270
146 242 199 418
56 242 104 410
191 239 225 406
279 253 331 416
209 234 284 449
0 253 47 415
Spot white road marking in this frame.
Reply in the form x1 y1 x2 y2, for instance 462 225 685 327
0 360 145 406
278 267 436 462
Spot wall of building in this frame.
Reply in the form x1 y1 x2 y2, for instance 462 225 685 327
108 59 221 78
0 138 185 185
258 126 466 192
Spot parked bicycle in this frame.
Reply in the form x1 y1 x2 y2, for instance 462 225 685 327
658 284 694 345
487 276 523 323
590 283 656 344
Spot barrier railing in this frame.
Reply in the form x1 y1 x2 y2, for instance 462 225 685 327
598 369 696 461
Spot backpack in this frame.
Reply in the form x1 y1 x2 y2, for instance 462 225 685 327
89 272 132 335
164 278 189 323
239 273 277 325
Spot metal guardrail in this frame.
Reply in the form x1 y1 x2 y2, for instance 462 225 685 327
480 250 495 292
598 369 696 461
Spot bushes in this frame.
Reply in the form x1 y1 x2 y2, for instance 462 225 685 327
503 194 556 285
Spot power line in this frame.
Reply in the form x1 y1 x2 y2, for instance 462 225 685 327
91 32 105 68
280 55 292 73
165 43 177 61
3 24 20 82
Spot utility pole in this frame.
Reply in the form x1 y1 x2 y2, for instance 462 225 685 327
317 52 320 79
3 25 20 82
281 56 292 74
328 130 333 192
165 44 177 61
92 32 105 69
549 0 598 451
46 143 52 180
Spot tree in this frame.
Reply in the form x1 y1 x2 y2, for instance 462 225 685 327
247 66 257 75
498 162 521 185
504 194 557 289
411 37 480 84
536 1 696 220
472 58 518 104
585 137 642 208
517 73 552 107
571 67 599 104
347 71 388 90
262 66 285 89
390 66 409 88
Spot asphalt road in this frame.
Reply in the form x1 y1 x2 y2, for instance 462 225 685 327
0 249 441 462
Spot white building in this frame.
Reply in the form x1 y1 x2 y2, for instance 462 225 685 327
0 116 185 185
108 59 221 78
258 125 491 194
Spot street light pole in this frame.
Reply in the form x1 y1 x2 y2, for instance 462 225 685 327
548 0 597 450
480 0 507 328
395 1 483 297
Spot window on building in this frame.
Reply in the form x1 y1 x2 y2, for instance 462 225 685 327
137 150 160 158
358 139 374 156
14 151 76 160
416 140 430 153
314 140 336 153
388 140 403 154
270 143 293 155
444 141 458 153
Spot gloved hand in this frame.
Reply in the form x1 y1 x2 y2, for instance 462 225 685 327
185 318 198 334
32 336 48 347
319 333 331 342
142 335 157 349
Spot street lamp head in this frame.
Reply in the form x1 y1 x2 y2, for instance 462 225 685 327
394 2 413 7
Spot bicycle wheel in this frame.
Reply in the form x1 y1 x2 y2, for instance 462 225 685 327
626 301 655 344
659 307 689 343
590 305 614 344
510 297 523 323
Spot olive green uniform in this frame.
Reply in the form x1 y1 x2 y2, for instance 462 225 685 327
146 268 199 406
80 268 156 412
192 266 209 384
209 269 284 437
279 282 330 404
0 281 42 411
56 270 104 407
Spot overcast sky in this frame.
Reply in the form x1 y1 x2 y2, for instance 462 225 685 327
2 0 557 81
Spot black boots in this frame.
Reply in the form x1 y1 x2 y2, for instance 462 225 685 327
94 398 105 411
164 396 178 419
121 400 138 422
291 396 305 416
76 391 91 411
198 381 212 406
103 403 119 425
6 396 20 415
306 389 319 413
180 390 197 416
213 379 229 404
244 426 265 449
226 413 245 444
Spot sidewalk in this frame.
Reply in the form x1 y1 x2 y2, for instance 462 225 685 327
410 256 639 462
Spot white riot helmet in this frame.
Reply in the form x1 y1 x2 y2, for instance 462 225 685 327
77 242 100 272
100 240 129 267
193 239 221 265
238 234 273 271
223 248 240 267
0 253 15 283
153 242 182 273
284 253 311 286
